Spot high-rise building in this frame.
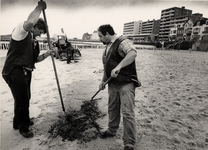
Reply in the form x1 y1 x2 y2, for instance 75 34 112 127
123 19 160 42
123 21 142 36
141 19 160 35
159 6 192 41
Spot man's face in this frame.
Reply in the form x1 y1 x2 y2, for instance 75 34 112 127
98 31 110 45
33 27 45 37
58 36 66 45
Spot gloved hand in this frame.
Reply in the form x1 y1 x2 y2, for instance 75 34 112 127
38 1 47 10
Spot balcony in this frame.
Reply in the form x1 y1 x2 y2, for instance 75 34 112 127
193 32 199 34
142 26 153 30
202 31 208 34
143 21 153 24
161 9 174 14
142 25 153 28
175 18 188 23
185 31 192 34
161 13 174 17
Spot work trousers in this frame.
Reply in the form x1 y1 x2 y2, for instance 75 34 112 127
3 67 32 131
107 82 137 147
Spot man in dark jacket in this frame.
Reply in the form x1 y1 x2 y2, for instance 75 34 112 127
2 1 54 138
98 24 140 150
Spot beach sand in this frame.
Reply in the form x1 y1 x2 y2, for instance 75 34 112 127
0 48 208 150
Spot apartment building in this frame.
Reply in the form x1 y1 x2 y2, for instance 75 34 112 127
169 13 203 41
192 19 208 51
123 21 142 36
159 6 192 41
123 19 160 42
141 19 160 35
192 19 208 40
169 25 177 41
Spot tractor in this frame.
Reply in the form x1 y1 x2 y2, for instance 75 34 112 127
52 33 81 64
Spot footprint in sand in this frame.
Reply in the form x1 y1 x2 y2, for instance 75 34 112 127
1 91 7 94
172 101 181 106
154 108 164 117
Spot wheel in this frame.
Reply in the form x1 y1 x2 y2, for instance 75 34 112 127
55 48 59 59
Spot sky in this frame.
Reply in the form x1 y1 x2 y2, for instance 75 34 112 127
1 0 208 39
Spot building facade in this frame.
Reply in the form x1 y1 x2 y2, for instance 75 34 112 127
159 6 192 41
124 19 160 42
168 14 206 41
192 19 208 51
123 21 142 36
141 19 160 35
192 19 208 41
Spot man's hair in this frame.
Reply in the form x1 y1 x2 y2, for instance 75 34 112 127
34 18 46 34
98 24 115 36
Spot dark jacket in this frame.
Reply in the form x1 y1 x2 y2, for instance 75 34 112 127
2 32 40 75
104 36 140 87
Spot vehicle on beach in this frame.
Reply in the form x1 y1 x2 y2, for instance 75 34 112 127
52 33 82 63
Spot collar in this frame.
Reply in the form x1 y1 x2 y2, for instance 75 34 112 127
107 35 118 46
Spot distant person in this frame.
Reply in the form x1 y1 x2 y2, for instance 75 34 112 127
2 1 54 138
97 24 141 150
160 40 164 50
189 47 192 53
53 36 75 64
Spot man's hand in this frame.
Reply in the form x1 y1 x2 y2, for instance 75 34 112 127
99 81 106 90
38 1 47 10
45 49 55 57
111 67 120 78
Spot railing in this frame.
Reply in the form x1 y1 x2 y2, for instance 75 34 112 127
0 41 106 50
0 41 9 50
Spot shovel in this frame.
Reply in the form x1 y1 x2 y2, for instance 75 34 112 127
74 77 112 120
90 76 112 101
82 77 113 134
40 0 65 114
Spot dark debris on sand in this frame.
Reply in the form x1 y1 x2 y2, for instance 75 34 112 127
48 100 106 143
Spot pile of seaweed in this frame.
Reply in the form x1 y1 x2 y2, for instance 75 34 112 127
48 100 106 143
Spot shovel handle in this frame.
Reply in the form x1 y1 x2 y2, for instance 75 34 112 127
40 0 65 112
102 76 113 88
90 77 113 100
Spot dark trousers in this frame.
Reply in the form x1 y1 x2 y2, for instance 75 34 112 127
66 49 71 64
3 67 32 131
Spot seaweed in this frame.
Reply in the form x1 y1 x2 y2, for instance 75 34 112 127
48 100 106 143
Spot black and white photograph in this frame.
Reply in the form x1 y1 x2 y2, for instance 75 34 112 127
0 0 208 150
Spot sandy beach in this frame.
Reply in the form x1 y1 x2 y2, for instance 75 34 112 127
0 48 208 150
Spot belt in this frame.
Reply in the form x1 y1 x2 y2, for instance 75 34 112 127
23 67 32 75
